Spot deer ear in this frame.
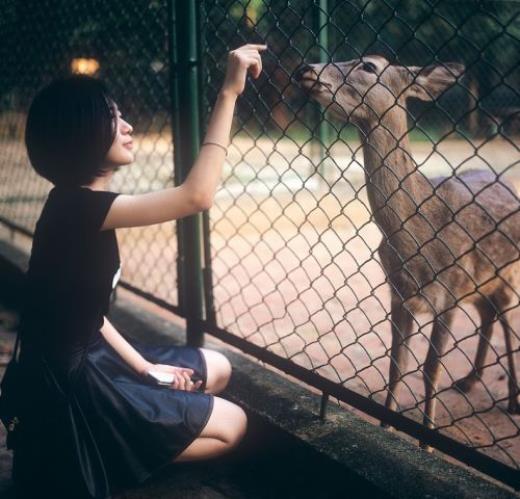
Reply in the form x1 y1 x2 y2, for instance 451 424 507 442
403 63 465 101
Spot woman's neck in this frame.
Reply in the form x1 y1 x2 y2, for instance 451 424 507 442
82 172 114 191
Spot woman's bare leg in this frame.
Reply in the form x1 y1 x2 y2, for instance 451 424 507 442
199 348 232 394
173 349 241 462
173 396 247 462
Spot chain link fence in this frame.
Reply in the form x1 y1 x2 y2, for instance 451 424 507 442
1 0 520 490
0 0 181 309
200 0 520 488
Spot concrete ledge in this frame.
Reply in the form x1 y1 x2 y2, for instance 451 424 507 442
0 238 518 498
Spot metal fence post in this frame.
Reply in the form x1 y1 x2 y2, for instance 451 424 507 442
313 0 332 182
167 0 184 316
197 2 217 327
168 0 205 347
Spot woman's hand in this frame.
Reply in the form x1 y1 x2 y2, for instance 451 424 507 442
145 363 203 392
221 43 267 97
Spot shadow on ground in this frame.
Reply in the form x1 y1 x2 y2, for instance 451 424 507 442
112 411 390 499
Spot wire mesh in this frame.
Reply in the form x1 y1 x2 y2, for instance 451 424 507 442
1 0 520 489
202 0 520 482
0 0 180 308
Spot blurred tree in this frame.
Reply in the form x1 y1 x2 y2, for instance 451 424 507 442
0 0 170 133
1 0 518 139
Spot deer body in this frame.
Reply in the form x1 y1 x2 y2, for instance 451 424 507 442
364 123 520 312
296 56 520 450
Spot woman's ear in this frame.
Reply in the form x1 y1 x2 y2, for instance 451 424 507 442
401 63 465 101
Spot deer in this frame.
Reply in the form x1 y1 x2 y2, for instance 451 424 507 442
294 55 520 451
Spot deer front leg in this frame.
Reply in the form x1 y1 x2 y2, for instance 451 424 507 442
381 301 414 431
421 309 455 452
498 309 520 414
452 300 496 393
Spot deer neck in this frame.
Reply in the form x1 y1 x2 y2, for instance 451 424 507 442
358 108 433 236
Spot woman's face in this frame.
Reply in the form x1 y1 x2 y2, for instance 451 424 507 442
104 102 134 169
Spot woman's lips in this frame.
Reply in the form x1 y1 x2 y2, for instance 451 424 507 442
124 142 133 150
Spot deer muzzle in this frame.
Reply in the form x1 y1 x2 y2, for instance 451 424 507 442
293 64 326 93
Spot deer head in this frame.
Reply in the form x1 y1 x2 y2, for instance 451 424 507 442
295 55 465 129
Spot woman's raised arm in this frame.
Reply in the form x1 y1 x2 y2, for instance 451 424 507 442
101 43 267 231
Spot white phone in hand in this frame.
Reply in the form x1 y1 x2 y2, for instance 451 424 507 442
147 369 175 386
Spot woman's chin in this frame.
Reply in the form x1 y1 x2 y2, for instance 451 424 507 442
117 155 134 166
111 160 133 173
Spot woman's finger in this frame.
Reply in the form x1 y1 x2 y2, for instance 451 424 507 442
188 378 195 391
245 56 261 79
156 364 174 372
190 379 203 392
251 52 263 78
236 48 262 61
182 371 193 391
242 50 263 68
181 371 190 390
236 54 260 71
242 43 267 51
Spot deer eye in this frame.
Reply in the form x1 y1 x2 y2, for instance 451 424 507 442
361 62 377 74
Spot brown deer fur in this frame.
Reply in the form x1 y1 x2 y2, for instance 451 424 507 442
296 56 520 450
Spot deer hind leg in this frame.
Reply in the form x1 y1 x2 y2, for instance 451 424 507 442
421 309 455 452
381 302 414 431
452 300 496 393
497 306 520 414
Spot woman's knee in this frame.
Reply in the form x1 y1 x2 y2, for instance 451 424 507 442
201 396 247 448
200 348 232 394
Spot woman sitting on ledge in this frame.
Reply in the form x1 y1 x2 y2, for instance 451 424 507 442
14 43 266 498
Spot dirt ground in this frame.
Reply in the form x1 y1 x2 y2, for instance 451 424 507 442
1 132 520 472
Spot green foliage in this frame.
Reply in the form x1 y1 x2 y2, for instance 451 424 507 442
205 0 520 139
1 0 518 139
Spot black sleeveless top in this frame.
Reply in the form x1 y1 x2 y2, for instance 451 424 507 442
19 185 121 370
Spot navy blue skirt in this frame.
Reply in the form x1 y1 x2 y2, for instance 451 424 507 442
72 331 215 490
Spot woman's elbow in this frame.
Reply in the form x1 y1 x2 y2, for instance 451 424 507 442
191 191 213 211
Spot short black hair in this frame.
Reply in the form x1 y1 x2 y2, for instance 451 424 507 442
24 74 117 187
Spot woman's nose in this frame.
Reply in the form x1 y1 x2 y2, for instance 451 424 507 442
123 120 133 134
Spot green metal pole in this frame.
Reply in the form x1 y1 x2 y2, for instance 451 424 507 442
167 0 184 315
197 2 217 326
168 0 205 347
314 0 332 180
318 0 331 152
